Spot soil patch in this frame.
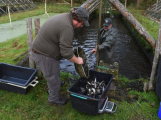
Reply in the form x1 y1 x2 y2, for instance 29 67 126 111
108 80 145 103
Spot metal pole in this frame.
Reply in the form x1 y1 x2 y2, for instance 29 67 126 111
96 0 102 70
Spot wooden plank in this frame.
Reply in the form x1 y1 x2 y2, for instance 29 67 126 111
26 18 34 69
149 18 161 90
14 50 28 61
34 18 42 76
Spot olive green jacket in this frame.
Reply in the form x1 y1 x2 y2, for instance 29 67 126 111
99 27 115 50
32 13 75 60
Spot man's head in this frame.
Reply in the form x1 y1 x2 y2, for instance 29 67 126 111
103 18 112 27
70 7 90 28
103 18 112 30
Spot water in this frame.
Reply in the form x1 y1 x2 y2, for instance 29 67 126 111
60 14 152 79
0 13 58 42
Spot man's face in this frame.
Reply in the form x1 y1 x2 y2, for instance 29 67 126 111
104 24 112 31
104 26 109 31
75 21 84 28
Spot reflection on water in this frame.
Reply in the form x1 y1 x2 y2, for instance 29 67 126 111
60 15 152 79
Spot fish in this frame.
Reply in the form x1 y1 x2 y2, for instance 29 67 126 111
74 47 89 78
78 76 106 99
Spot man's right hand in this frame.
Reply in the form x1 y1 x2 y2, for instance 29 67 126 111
92 48 96 53
77 57 83 64
69 55 84 64
92 44 97 53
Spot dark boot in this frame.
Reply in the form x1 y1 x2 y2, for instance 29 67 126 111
49 98 67 105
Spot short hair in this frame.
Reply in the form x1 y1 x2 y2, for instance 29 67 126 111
70 7 83 23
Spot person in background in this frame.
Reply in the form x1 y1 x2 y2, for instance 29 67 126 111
31 7 90 106
92 18 115 63
92 18 114 52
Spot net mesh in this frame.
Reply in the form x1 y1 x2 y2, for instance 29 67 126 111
0 0 37 15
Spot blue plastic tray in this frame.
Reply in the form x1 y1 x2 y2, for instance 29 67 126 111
0 63 37 86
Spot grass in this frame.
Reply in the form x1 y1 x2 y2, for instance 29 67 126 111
0 2 160 120
0 2 81 24
127 8 159 41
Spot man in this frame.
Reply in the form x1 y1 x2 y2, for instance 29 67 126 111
92 18 115 63
31 7 90 105
92 18 114 52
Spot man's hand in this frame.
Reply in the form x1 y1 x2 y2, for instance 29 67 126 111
77 57 83 64
92 45 98 53
69 55 84 64
92 48 96 53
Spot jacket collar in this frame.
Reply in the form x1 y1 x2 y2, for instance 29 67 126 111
69 13 75 29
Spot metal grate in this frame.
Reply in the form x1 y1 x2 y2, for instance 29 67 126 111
0 0 37 15
144 0 161 23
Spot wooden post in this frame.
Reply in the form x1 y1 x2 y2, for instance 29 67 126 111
71 0 73 7
34 18 42 76
149 18 161 90
26 18 35 69
7 5 13 29
137 0 143 7
125 0 127 8
34 18 40 36
155 0 158 12
96 0 102 70
43 0 50 18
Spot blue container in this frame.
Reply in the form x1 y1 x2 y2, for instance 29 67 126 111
159 102 161 119
0 63 37 86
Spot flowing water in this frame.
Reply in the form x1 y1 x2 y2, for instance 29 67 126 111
60 14 152 79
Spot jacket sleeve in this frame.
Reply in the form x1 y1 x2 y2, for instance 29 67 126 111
99 35 115 50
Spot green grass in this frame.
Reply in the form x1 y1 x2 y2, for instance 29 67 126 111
0 3 160 120
0 3 81 24
0 34 28 64
127 8 159 41
0 33 160 119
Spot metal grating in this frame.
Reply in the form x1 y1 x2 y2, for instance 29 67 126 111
144 0 161 23
0 0 37 15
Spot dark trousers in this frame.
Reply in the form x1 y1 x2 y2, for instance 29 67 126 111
32 52 61 102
